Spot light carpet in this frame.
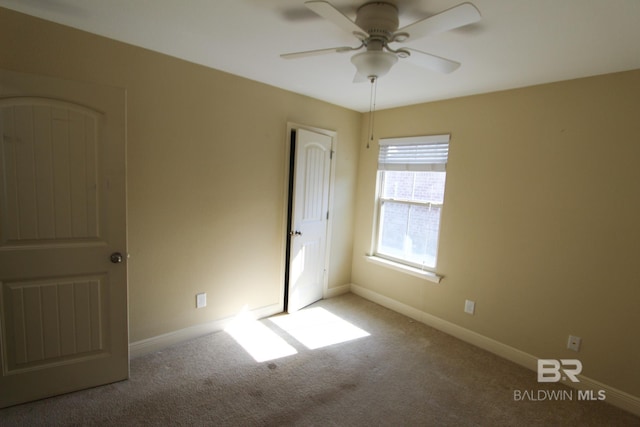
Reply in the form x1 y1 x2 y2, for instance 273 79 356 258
1 293 638 426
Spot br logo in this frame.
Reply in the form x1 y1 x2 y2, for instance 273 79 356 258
537 359 582 383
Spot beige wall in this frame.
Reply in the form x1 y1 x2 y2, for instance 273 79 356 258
352 69 640 397
3 5 639 402
0 8 360 342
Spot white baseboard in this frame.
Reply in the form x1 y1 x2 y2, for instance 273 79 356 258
350 283 640 417
325 283 351 298
129 302 282 358
130 284 356 358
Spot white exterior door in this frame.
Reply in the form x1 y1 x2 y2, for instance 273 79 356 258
287 128 332 312
0 70 128 408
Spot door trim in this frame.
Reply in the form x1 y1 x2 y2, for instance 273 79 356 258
281 123 337 312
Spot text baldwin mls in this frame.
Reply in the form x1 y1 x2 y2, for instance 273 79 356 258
514 389 606 402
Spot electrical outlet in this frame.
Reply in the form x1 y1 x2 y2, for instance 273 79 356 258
196 293 207 309
464 300 475 315
567 335 581 352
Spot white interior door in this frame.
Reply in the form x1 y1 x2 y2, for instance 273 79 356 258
287 128 332 313
0 70 128 408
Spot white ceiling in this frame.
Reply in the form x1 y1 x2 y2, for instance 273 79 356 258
2 0 640 112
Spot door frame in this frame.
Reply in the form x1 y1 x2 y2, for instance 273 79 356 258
281 123 337 312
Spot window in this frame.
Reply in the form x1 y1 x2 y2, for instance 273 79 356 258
373 135 449 272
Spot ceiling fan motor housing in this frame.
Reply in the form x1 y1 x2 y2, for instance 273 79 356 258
355 2 399 41
284 0 480 79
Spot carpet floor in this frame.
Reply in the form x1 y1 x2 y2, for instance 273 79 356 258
1 292 638 426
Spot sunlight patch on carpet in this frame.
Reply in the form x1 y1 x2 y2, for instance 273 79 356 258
225 310 298 362
269 307 370 350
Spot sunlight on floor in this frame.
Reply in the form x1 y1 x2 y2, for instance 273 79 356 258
269 307 370 350
224 310 298 362
225 306 370 362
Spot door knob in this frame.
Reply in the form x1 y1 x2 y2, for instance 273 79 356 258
110 252 124 264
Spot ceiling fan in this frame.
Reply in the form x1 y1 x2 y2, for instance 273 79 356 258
281 1 481 82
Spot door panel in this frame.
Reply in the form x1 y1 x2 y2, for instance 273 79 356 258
288 128 332 312
1 99 101 244
4 277 106 371
0 69 127 408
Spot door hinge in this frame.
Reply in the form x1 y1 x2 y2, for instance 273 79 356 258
330 150 335 159
326 211 329 220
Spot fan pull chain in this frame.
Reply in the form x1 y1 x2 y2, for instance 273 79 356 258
367 76 378 149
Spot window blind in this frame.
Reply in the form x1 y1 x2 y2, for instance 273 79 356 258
378 134 450 172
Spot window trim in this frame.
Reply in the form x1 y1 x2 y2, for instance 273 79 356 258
365 255 443 283
371 134 449 279
375 173 445 271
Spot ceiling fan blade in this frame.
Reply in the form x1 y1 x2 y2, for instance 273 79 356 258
281 46 355 59
305 1 366 37
397 2 481 41
404 48 461 73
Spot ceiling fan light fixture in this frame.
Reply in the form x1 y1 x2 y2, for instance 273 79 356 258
350 50 398 78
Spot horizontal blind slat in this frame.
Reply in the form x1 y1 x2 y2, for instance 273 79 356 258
378 135 449 170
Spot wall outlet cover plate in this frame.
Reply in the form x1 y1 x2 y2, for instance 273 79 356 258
567 335 581 351
196 293 207 309
464 300 475 315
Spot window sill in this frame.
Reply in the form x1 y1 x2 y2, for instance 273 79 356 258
365 255 443 284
